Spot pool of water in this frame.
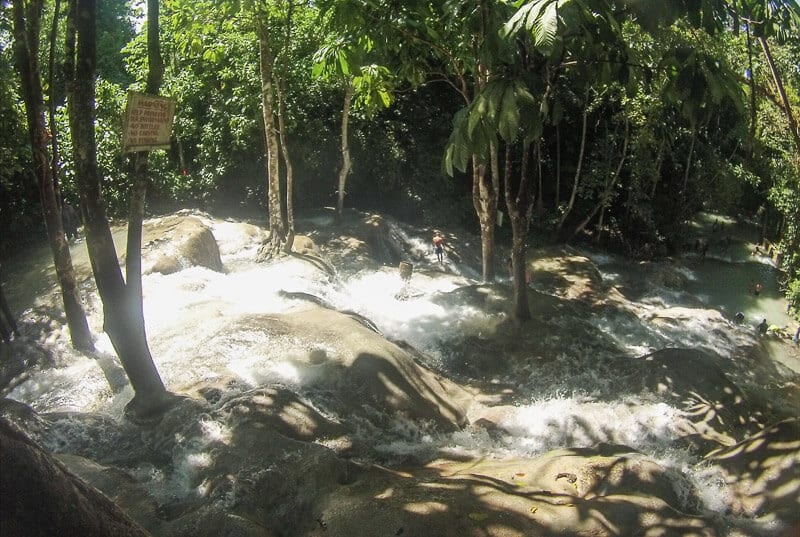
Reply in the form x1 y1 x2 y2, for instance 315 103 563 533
686 257 792 329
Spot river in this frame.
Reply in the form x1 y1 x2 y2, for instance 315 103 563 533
1 209 798 537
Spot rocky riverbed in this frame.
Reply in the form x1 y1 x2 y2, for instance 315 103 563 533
1 209 798 536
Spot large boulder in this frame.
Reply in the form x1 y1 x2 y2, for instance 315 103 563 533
140 215 223 275
633 349 766 444
311 445 716 537
185 306 473 431
704 418 800 525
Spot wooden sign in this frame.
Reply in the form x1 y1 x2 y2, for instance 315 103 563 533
121 91 176 153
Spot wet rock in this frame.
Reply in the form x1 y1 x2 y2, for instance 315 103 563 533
646 263 689 289
140 215 223 275
190 306 472 431
635 349 765 443
704 418 800 525
311 446 715 537
528 247 603 301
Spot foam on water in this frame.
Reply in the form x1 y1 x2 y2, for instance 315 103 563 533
5 215 796 530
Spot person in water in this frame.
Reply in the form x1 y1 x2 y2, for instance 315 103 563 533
757 318 768 336
432 232 445 263
734 312 745 324
754 282 764 296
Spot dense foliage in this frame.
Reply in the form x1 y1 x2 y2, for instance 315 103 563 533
1 0 798 317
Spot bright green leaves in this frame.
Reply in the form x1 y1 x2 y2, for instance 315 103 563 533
502 0 563 55
445 79 539 175
312 33 393 115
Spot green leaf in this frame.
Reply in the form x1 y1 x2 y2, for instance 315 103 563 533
499 85 520 142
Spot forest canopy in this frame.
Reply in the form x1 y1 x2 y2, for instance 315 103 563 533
1 0 799 314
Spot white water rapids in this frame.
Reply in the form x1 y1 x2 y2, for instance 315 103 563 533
2 211 798 536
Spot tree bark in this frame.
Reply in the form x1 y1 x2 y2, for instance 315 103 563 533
1 418 151 537
48 0 63 203
277 77 295 253
557 93 589 233
681 125 696 202
13 0 93 352
68 0 171 421
574 117 629 239
336 81 354 217
504 141 533 322
257 23 285 258
554 124 561 207
759 36 800 156
126 0 164 319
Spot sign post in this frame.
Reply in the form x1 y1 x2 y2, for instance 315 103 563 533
121 91 176 153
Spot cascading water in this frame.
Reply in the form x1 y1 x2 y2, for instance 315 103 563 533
1 210 797 536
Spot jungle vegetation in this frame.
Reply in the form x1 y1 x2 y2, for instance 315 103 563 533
2 0 799 322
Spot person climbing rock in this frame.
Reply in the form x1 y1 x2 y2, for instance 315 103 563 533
432 232 445 263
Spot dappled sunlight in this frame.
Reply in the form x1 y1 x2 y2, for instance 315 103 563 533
2 211 798 536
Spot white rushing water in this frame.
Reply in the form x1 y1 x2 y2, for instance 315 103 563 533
3 213 797 533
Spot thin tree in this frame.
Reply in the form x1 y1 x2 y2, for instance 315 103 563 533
126 0 163 326
12 0 93 351
66 0 173 421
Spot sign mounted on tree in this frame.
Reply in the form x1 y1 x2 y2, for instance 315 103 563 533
121 91 176 152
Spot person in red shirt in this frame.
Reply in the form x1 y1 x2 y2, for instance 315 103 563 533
433 232 445 263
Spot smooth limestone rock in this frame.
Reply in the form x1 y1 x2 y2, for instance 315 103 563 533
140 215 223 275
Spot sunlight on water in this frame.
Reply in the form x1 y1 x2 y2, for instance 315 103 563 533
4 214 797 531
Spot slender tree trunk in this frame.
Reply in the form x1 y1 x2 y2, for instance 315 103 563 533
759 36 800 155
336 81 353 217
68 0 171 420
575 118 629 239
13 0 93 352
535 139 543 217
505 141 532 322
126 0 164 313
650 139 665 199
682 126 696 201
746 23 757 152
277 3 295 253
555 124 561 207
558 96 589 233
48 0 62 203
277 77 295 253
257 23 285 258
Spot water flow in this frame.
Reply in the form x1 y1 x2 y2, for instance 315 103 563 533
3 214 796 530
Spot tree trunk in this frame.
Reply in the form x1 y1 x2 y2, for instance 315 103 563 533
68 0 171 421
575 117 629 239
475 140 500 283
13 0 93 352
257 24 285 258
277 77 295 253
759 36 800 155
126 0 164 316
557 94 589 233
746 23 757 152
682 125 695 201
336 81 354 216
504 141 532 322
48 0 63 203
1 418 151 537
535 139 544 218
554 124 561 207
650 139 665 199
